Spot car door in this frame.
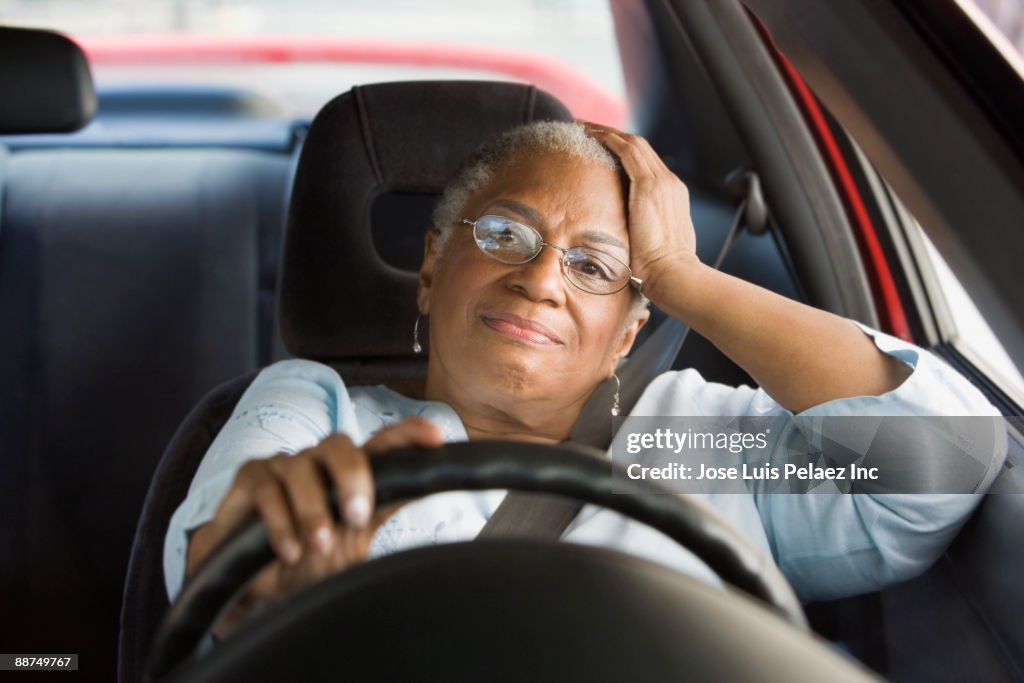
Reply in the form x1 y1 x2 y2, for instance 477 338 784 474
651 0 1023 680
611 0 1021 679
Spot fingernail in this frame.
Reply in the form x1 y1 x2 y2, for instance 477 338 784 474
345 495 371 529
280 538 301 564
314 526 334 555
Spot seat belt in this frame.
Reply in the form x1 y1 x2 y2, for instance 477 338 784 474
478 170 767 540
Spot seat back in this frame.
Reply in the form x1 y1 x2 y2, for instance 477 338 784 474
279 80 572 383
0 147 292 681
1 28 281 682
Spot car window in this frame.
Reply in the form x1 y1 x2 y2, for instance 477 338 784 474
833 116 1023 407
912 218 1024 399
957 0 1024 397
956 0 1024 69
0 0 626 123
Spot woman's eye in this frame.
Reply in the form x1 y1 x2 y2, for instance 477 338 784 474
496 228 519 244
573 258 614 280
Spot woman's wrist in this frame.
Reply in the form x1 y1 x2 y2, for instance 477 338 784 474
638 257 710 320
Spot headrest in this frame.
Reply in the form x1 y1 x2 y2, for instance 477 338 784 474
280 80 572 361
0 26 96 134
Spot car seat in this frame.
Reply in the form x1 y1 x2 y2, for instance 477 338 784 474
117 80 574 683
4 69 295 683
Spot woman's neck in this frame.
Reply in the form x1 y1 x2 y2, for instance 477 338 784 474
431 374 589 444
390 377 589 443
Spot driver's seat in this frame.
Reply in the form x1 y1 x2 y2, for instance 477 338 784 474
117 80 573 683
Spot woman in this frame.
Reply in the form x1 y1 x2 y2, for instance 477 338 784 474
165 121 1004 635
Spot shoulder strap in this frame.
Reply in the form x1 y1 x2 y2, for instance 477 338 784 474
478 171 765 541
476 492 582 539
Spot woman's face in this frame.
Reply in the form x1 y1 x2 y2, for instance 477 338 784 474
418 149 648 418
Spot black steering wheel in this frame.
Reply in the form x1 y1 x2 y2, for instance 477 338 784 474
146 441 873 683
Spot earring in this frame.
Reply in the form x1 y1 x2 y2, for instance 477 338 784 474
412 314 423 354
610 373 621 416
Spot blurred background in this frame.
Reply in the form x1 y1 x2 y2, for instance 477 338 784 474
0 0 627 120
0 0 1018 118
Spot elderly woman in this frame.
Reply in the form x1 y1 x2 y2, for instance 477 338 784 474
165 121 1004 635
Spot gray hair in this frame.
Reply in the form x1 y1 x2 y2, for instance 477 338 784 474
431 120 648 315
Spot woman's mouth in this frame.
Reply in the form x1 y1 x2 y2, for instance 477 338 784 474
480 312 564 346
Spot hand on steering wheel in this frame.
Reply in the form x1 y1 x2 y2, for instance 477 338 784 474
185 417 444 636
151 439 808 681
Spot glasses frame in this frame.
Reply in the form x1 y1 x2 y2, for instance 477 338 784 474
459 216 643 296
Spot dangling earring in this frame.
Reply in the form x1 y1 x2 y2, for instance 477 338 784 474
610 373 621 416
412 314 423 354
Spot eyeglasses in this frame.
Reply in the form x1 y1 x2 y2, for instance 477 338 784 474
460 215 642 296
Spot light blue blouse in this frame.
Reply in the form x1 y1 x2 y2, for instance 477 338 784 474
164 322 1006 603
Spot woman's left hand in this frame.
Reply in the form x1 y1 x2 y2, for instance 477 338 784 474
582 122 701 301
584 123 914 412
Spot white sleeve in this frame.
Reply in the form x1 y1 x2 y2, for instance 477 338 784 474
162 359 358 601
754 323 1007 601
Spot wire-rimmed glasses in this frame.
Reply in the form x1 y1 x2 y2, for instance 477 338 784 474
460 215 642 295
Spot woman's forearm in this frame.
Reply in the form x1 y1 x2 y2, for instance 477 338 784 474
582 122 911 412
644 261 911 413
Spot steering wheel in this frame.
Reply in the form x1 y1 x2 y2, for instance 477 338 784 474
146 441 873 683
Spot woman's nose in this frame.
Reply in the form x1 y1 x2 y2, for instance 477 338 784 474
506 245 567 304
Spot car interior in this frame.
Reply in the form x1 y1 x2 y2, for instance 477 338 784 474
1 1 1022 681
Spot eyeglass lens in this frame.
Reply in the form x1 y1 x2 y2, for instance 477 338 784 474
472 215 630 294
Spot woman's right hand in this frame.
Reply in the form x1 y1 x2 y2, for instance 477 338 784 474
185 416 445 637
